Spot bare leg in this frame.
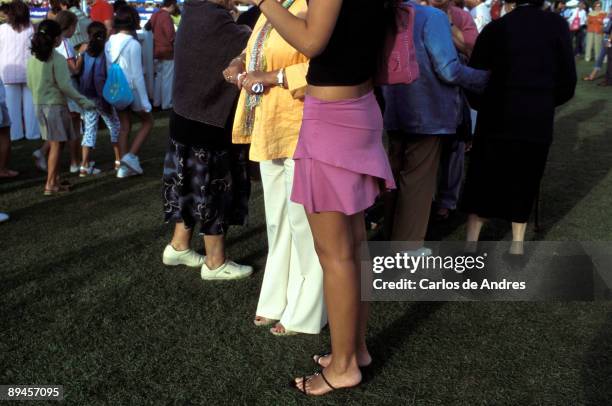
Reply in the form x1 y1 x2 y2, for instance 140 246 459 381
81 146 92 168
112 143 121 163
128 112 153 156
203 235 226 270
295 211 362 395
510 222 527 255
317 212 372 368
40 141 50 155
170 223 193 251
0 128 18 176
45 141 63 190
466 214 486 242
118 111 132 158
70 115 81 166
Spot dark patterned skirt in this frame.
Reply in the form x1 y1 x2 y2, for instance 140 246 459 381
162 137 250 235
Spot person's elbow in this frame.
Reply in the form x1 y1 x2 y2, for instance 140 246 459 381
436 62 462 84
301 42 325 59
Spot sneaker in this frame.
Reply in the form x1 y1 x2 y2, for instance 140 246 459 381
79 165 102 177
162 245 205 267
116 165 138 178
201 260 253 280
70 164 80 173
403 247 433 257
120 153 143 175
0 212 9 223
32 149 47 172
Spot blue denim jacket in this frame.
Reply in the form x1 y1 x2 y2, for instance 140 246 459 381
382 2 490 135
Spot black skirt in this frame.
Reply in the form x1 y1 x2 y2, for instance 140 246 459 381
162 113 250 235
461 137 550 223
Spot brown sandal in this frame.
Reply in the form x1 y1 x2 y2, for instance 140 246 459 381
43 185 70 196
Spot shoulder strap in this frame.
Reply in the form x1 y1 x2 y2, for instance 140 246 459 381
112 38 133 64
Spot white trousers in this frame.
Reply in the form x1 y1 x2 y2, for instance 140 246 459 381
153 60 174 110
256 159 327 334
5 83 40 141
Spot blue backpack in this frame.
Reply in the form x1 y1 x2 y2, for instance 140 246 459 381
103 40 134 110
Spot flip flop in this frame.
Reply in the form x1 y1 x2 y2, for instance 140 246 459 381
43 185 71 196
293 370 358 396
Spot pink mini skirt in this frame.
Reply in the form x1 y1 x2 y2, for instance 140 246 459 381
291 92 396 215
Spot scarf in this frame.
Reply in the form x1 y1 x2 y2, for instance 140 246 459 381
242 0 295 136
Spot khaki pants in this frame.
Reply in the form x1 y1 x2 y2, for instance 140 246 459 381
384 133 442 243
256 158 327 334
586 32 604 62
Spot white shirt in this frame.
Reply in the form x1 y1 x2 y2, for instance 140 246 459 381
0 24 34 84
565 8 587 27
470 3 492 33
55 38 76 60
105 33 152 112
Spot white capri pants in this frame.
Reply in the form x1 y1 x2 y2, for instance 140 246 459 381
4 83 40 141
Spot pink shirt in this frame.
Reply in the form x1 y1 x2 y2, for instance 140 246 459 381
0 24 34 84
448 5 479 52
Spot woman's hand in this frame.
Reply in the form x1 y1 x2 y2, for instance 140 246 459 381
240 70 276 95
223 56 246 85
78 43 89 54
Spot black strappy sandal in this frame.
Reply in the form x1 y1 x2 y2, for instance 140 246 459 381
294 370 338 395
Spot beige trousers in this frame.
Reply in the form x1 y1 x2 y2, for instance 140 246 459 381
256 158 327 334
585 32 603 62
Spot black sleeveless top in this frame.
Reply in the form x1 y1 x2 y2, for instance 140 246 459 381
306 0 385 86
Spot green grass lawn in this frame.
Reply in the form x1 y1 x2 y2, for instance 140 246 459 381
1 61 611 405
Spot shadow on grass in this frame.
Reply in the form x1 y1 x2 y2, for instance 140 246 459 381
366 302 445 381
582 311 612 405
534 99 611 237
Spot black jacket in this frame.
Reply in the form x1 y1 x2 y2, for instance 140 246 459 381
173 1 251 128
467 5 577 144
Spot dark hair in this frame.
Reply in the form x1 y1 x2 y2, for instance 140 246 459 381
113 0 127 12
516 0 545 5
59 0 79 9
7 0 31 32
162 0 176 8
49 0 61 14
113 5 138 32
30 19 62 62
55 10 77 32
383 0 398 35
86 21 107 57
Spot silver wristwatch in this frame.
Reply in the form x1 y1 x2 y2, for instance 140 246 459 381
276 68 285 87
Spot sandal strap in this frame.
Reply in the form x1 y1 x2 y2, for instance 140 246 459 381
319 370 337 391
314 352 331 366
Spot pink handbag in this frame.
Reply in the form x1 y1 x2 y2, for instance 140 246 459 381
570 12 581 31
376 3 420 85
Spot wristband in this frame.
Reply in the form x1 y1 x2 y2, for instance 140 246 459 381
276 68 285 87
257 0 267 8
